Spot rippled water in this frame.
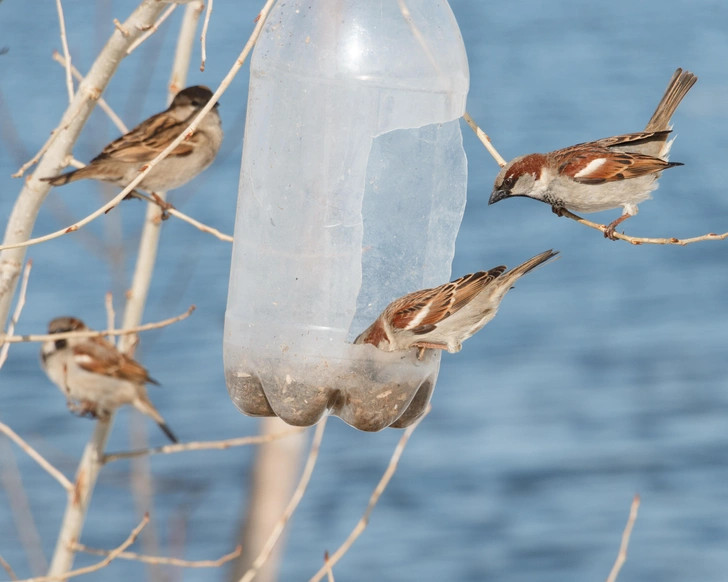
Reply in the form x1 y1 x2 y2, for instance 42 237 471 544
1 1 728 580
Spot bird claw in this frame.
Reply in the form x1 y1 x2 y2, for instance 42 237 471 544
603 224 618 240
603 214 631 241
551 205 566 217
67 399 98 419
151 193 174 221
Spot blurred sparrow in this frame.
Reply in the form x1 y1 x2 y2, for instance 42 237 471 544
42 85 222 194
490 68 697 239
40 317 178 443
355 249 558 358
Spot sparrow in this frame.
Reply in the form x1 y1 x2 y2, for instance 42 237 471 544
354 249 558 357
489 68 697 239
41 85 222 194
40 316 178 443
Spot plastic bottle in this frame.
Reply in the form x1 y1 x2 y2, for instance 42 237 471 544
224 0 469 431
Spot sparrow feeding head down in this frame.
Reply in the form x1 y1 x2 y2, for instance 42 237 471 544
40 317 178 443
42 85 223 194
489 68 697 238
354 249 558 358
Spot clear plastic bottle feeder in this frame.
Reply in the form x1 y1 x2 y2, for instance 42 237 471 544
224 0 469 431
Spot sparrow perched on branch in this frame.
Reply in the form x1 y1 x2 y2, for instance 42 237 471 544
40 317 178 443
354 249 558 358
489 68 697 239
41 85 222 194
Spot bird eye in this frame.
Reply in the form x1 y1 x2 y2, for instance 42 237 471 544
502 176 515 190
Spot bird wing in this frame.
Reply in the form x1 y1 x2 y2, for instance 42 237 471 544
91 111 195 164
592 130 673 149
556 146 677 185
73 337 156 385
389 267 507 335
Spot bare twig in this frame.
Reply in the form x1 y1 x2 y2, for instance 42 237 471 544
556 208 728 246
72 543 242 568
0 554 18 580
199 0 213 71
0 305 195 345
0 183 131 252
463 111 506 167
126 3 178 55
238 418 328 582
169 1 204 94
104 427 306 463
24 514 149 582
51 51 128 134
0 422 73 491
54 0 74 104
605 495 641 582
464 112 727 245
130 191 233 241
0 260 31 369
113 18 130 37
308 407 430 582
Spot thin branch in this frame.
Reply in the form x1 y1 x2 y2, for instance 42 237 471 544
557 208 728 246
199 0 213 71
0 422 73 491
113 18 130 37
169 1 205 94
463 111 506 167
51 51 128 134
103 427 305 463
238 418 328 582
605 495 641 582
308 407 430 582
0 185 130 252
54 0 74 104
72 543 241 568
21 514 149 582
0 305 195 344
130 191 233 241
126 4 178 55
0 554 18 581
0 260 32 369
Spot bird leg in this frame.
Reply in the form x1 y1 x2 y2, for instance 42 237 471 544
603 213 632 240
412 342 450 360
151 192 174 221
67 399 98 419
551 205 566 217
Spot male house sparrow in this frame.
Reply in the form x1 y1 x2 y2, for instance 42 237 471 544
489 68 697 238
354 249 558 357
40 317 178 443
42 85 222 193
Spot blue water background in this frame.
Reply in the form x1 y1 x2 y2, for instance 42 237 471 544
1 1 728 580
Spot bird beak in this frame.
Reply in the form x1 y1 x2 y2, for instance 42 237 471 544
489 188 508 205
